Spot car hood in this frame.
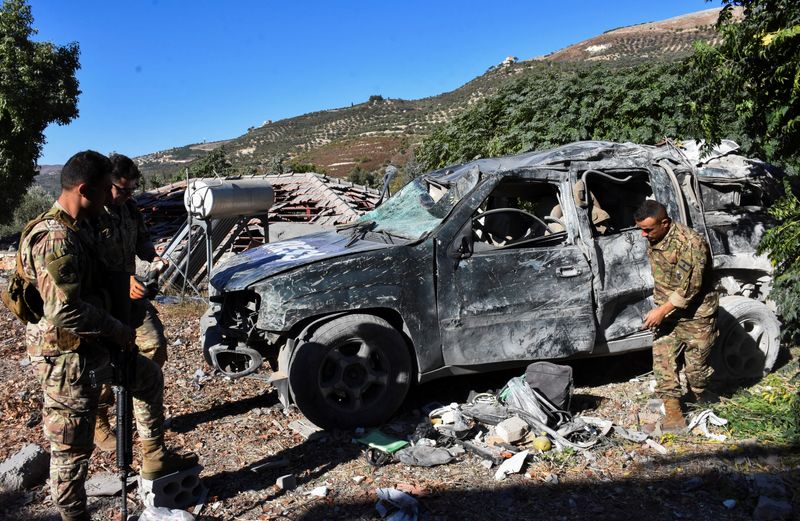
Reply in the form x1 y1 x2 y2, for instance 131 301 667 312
210 231 390 291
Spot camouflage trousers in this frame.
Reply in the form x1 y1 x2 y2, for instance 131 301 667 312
33 343 165 519
131 297 168 367
98 298 167 408
652 316 717 399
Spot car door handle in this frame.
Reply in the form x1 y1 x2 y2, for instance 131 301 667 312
556 265 581 278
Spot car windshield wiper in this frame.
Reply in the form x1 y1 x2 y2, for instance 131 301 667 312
345 220 376 247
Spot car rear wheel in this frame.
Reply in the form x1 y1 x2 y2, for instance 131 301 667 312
288 314 412 429
712 296 781 381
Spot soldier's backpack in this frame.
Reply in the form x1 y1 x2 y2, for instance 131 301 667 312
0 213 53 324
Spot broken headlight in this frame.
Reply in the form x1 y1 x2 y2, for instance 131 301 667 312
218 290 260 338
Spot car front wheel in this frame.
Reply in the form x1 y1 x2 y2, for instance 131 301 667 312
288 314 412 429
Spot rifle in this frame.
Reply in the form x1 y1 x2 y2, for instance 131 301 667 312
108 271 135 520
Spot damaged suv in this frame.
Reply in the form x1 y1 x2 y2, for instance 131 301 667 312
202 140 782 429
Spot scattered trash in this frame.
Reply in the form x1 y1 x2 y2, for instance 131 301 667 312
190 369 209 390
613 425 648 443
428 403 471 438
357 430 409 467
138 506 195 521
276 474 297 491
495 416 529 444
686 409 728 441
645 439 668 455
356 430 409 453
251 457 289 472
395 445 455 467
288 419 326 441
523 361 574 410
353 475 366 484
723 499 737 509
532 436 552 452
308 485 328 497
494 450 529 481
375 487 419 521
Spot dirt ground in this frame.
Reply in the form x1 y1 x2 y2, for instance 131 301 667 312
1 299 798 521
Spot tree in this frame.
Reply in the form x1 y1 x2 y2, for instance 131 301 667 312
190 147 232 178
690 0 800 172
416 61 712 170
0 0 80 223
690 0 800 336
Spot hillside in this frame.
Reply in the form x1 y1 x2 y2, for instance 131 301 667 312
543 8 723 62
42 8 730 185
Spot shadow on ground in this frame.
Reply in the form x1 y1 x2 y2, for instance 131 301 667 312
196 440 799 520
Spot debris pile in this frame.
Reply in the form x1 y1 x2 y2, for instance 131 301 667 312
134 173 380 292
353 361 730 486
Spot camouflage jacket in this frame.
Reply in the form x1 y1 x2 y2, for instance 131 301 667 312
84 199 153 274
646 222 719 320
20 202 128 357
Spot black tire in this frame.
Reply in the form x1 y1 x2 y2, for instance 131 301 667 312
712 296 781 381
288 314 413 429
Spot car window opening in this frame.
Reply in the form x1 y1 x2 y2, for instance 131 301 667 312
472 180 566 251
579 170 653 236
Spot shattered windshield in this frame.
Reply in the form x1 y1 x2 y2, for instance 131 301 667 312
357 169 480 239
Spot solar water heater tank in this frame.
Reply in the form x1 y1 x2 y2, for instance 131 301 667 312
184 178 274 219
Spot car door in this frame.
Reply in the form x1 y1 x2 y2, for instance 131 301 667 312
435 170 596 367
572 165 684 343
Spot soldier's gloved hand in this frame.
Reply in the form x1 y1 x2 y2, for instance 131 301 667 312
130 275 147 300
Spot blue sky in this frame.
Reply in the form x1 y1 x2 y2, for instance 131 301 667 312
31 0 717 165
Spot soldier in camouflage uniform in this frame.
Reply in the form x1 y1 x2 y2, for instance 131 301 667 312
19 151 195 521
635 200 719 433
82 154 169 451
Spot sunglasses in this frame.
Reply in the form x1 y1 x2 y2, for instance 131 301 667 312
112 183 139 196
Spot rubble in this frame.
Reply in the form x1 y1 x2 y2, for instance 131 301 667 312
0 443 48 491
135 173 380 292
276 474 297 491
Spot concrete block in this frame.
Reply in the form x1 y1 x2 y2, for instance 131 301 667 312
495 416 529 444
0 443 49 490
276 474 297 491
139 465 204 509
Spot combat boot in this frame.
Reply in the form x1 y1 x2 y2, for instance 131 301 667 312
60 510 91 521
660 398 687 433
93 408 116 452
140 436 199 480
643 398 687 434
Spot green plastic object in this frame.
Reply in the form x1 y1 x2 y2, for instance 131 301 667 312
356 430 409 454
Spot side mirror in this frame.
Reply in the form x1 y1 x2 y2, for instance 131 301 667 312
448 222 473 259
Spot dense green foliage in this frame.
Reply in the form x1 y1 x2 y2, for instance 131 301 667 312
0 185 54 238
0 0 79 223
691 0 800 336
691 0 800 172
714 365 800 444
416 60 726 169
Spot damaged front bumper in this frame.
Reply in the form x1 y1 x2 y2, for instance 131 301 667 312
200 303 292 407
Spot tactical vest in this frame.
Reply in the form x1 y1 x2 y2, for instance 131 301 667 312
0 208 72 324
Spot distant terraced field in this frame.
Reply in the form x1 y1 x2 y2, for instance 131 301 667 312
134 7 729 183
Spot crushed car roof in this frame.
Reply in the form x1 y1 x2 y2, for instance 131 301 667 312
424 140 780 184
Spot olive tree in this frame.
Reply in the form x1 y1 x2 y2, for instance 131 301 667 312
0 0 80 223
